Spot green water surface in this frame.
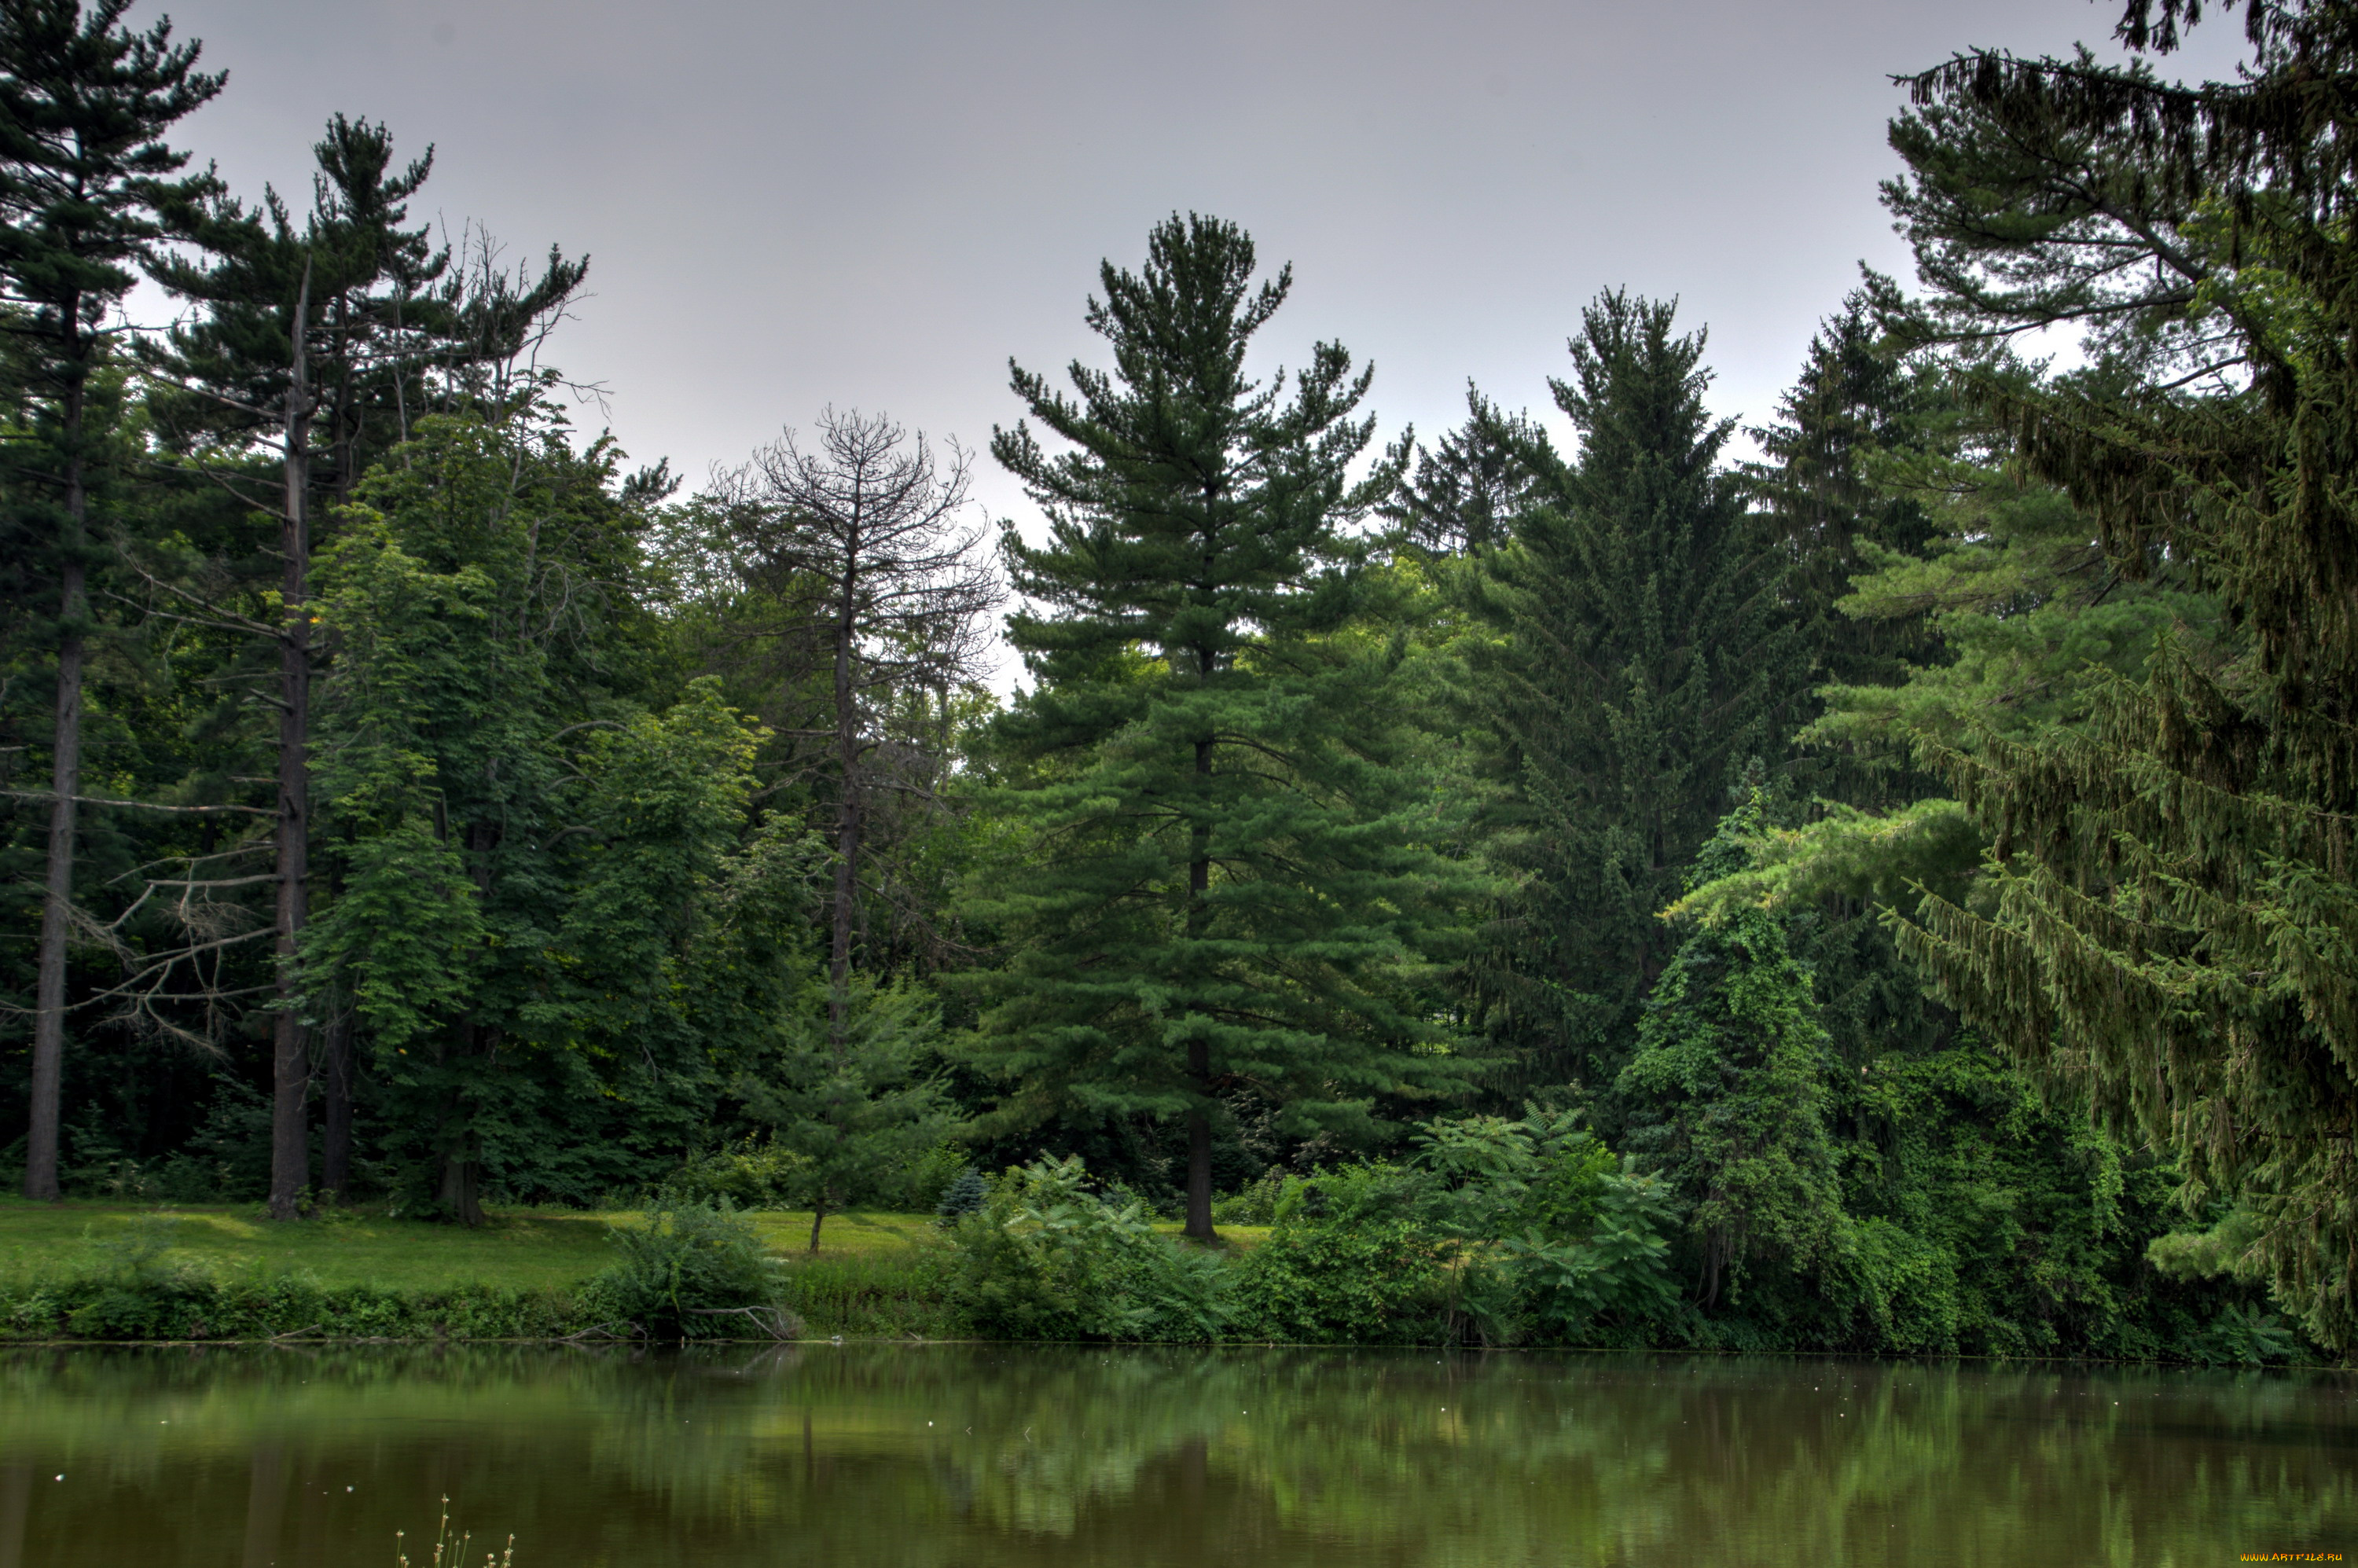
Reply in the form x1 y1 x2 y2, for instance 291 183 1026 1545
0 1345 2347 1566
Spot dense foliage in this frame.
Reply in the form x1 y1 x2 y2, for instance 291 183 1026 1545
0 0 2334 1361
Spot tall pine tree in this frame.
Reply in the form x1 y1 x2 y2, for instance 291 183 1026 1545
0 0 219 1200
968 214 1480 1239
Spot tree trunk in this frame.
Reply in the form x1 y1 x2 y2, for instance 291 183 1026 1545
319 1005 354 1203
24 362 90 1203
1184 734 1218 1242
828 567 859 1054
269 262 314 1221
438 1132 482 1228
808 1193 828 1254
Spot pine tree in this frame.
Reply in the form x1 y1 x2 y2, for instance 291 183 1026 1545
0 0 220 1200
1877 0 2358 1345
1462 291 1805 1100
737 977 954 1252
968 214 1482 1239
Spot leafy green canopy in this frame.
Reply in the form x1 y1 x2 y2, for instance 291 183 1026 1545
1620 799 1847 1308
303 412 777 1218
967 214 1482 1232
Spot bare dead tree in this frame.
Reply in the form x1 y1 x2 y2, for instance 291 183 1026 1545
713 409 1000 1048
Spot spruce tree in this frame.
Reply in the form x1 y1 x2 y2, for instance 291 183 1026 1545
969 214 1480 1239
0 0 219 1200
1462 292 1804 1101
1746 286 1943 706
1382 384 1543 556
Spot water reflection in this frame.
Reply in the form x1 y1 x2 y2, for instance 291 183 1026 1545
0 1344 2349 1566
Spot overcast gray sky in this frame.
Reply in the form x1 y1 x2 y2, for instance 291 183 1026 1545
145 0 2253 654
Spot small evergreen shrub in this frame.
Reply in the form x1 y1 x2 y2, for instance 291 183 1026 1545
934 1166 988 1225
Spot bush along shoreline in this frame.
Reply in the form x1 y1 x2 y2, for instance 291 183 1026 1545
2 1116 2311 1368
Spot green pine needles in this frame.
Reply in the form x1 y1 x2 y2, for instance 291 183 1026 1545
966 214 1485 1239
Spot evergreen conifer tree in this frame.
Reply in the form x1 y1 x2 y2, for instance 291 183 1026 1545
1746 286 1944 706
1462 292 1805 1101
0 0 220 1200
1875 0 2358 1344
1381 384 1543 556
968 214 1480 1239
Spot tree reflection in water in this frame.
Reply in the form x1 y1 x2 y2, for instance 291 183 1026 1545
0 1344 2348 1566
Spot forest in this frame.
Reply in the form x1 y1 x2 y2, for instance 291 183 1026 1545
2 0 2349 1364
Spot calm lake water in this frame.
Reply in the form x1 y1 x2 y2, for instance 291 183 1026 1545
0 1344 2349 1566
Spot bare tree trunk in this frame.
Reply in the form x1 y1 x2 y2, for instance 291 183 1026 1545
438 1111 482 1228
828 567 859 1054
817 569 858 1261
319 1005 354 1202
269 262 314 1221
1184 734 1217 1243
24 353 90 1204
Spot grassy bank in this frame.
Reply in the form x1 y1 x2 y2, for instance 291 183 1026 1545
0 1199 1269 1343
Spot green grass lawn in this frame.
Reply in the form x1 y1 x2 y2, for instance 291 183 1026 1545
0 1197 1261 1296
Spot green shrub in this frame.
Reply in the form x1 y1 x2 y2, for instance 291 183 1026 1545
883 1143 970 1214
947 1155 1231 1342
664 1137 814 1208
1500 1159 1684 1345
2199 1302 2301 1365
585 1201 795 1340
1211 1173 1286 1225
1232 1217 1450 1343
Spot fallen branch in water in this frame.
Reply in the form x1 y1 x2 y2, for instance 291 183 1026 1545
682 1305 805 1341
559 1320 630 1343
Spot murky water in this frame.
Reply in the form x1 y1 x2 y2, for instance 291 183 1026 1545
0 1344 2348 1566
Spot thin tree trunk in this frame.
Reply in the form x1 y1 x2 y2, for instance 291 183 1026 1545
319 1005 353 1202
828 567 859 1053
1184 734 1217 1242
438 1122 482 1228
439 1015 485 1227
807 1193 828 1254
269 262 314 1221
24 352 90 1203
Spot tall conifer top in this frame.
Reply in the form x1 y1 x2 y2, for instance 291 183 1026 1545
992 213 1385 694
